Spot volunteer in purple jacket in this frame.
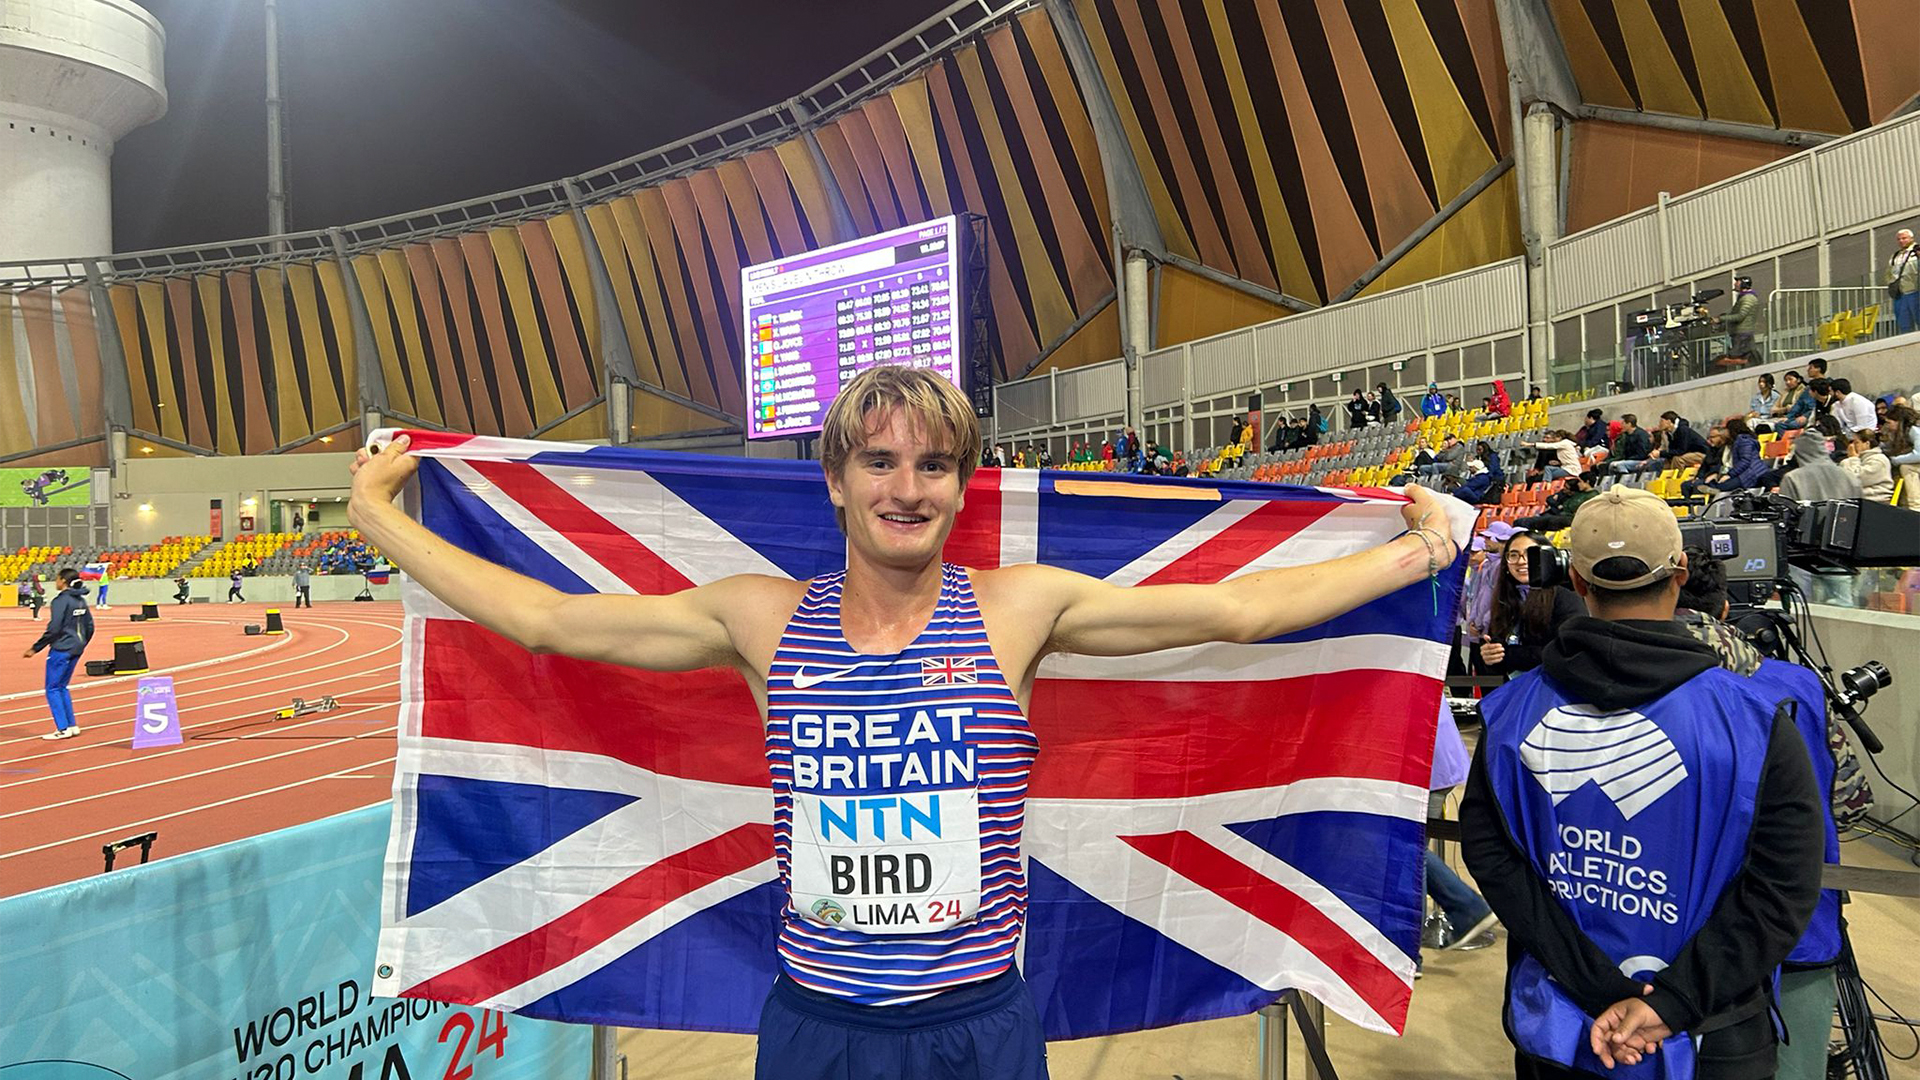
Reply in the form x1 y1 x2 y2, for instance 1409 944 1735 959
349 365 1460 1080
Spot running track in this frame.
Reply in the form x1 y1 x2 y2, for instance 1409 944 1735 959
0 601 403 899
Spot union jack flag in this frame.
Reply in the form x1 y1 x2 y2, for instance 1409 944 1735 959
372 430 1470 1039
920 655 977 686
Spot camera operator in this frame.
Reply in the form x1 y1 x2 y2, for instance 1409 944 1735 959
1460 487 1824 1080
1717 276 1760 366
1674 550 1848 1080
1478 530 1585 677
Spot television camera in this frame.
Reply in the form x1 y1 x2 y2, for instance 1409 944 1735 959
1625 287 1724 345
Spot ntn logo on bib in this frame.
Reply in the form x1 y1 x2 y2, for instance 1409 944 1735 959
789 786 983 934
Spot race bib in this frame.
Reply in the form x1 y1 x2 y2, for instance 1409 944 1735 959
788 786 982 935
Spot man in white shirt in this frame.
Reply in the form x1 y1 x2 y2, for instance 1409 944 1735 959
1828 377 1878 435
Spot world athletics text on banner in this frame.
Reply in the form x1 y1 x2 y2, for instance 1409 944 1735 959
371 430 1476 1041
0 466 90 507
0 804 589 1080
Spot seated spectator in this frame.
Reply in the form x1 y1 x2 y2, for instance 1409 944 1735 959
1722 417 1770 489
1478 530 1586 677
1171 450 1190 477
1648 411 1710 469
1573 408 1609 451
1409 436 1436 470
1516 472 1599 532
1446 393 1464 414
1681 425 1737 497
1747 373 1779 422
1419 434 1468 479
1488 379 1512 418
1606 413 1651 474
1841 428 1894 502
1526 384 1544 401
1773 370 1815 430
1779 430 1860 502
1455 459 1498 504
1883 404 1920 509
1421 383 1448 418
1477 440 1504 481
1829 377 1878 435
1529 430 1583 482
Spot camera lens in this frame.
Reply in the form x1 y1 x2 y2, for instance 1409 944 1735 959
1840 660 1891 700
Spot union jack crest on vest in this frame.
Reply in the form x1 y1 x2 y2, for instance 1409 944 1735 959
920 655 977 686
371 430 1472 1040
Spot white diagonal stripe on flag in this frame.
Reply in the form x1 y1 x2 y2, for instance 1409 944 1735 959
531 462 787 585
1039 635 1448 682
438 458 638 596
1102 499 1268 587
1000 470 1040 567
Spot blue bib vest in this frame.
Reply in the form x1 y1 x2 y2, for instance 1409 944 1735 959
1747 659 1840 966
1482 666 1776 1079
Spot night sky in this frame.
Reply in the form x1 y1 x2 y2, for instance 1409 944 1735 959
113 0 944 253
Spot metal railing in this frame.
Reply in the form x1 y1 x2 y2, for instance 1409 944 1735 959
1766 286 1899 364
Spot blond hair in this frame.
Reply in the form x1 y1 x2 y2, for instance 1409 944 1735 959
819 366 979 526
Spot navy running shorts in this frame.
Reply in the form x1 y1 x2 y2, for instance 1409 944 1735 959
754 966 1049 1080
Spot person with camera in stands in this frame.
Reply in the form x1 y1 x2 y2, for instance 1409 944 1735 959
1460 488 1824 1080
1477 529 1585 678
1715 275 1761 367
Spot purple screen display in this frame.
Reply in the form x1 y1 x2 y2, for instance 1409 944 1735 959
741 216 961 439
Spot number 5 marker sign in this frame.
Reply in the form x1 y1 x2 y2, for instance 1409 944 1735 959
132 676 181 749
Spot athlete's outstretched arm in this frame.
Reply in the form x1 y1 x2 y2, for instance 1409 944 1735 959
348 434 751 672
1004 485 1460 658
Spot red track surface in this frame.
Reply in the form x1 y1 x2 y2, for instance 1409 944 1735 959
0 601 403 898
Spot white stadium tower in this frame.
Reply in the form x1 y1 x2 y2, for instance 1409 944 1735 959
0 0 166 259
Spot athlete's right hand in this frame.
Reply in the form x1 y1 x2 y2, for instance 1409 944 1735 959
349 433 418 510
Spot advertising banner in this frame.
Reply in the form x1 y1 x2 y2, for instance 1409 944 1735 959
0 804 590 1080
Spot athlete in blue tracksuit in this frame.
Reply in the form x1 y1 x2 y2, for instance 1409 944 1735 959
1462 488 1823 1080
24 569 94 741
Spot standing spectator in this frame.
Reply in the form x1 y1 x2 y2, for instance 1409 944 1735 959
1488 379 1512 418
294 564 314 608
1345 390 1372 430
1228 415 1245 447
293 509 305 532
1888 227 1919 333
1099 439 1113 464
1841 429 1893 502
93 565 110 611
1422 703 1499 960
1527 385 1544 402
981 446 996 468
28 574 45 619
1305 403 1326 443
1717 274 1761 365
1530 430 1584 482
1828 377 1878 435
1606 414 1651 473
1421 382 1448 418
24 567 93 741
14 577 28 615
1747 373 1779 420
1462 521 1518 658
228 568 246 604
1038 444 1053 468
1376 383 1404 422
1477 531 1586 677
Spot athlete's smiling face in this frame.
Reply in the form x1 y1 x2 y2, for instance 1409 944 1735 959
827 406 965 570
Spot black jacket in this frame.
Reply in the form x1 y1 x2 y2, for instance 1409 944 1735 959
1667 421 1710 458
1486 586 1586 675
31 583 94 657
1461 617 1824 1079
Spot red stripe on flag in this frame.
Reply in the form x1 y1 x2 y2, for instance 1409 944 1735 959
944 468 1003 570
403 821 774 1004
1139 500 1341 586
1122 830 1411 1033
421 619 769 786
467 459 696 594
394 429 479 453
1029 670 1438 799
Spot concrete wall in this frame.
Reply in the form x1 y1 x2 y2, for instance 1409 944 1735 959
1547 332 1920 434
78 573 400 607
1807 606 1920 823
111 452 356 545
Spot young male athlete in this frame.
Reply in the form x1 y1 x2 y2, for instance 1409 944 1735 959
350 365 1459 1080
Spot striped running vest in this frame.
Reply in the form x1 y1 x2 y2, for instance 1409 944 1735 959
765 563 1038 1005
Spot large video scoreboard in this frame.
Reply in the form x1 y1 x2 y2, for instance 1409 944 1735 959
741 216 962 440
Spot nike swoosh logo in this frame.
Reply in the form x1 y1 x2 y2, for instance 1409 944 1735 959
792 665 861 690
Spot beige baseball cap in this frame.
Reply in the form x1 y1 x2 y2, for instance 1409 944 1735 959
1568 486 1684 590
